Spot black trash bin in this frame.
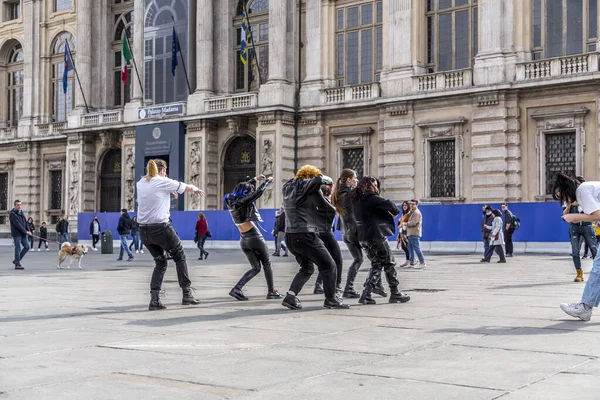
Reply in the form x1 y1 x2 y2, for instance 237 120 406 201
101 231 113 254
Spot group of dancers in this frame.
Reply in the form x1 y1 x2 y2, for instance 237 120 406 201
136 159 411 311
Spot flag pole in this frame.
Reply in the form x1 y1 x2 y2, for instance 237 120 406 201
124 29 145 106
65 39 90 114
243 0 263 86
171 16 193 95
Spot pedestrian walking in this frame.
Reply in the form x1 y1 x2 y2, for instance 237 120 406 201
56 215 69 245
402 200 427 268
116 209 135 261
350 176 410 305
501 203 515 257
563 197 597 282
224 175 281 301
272 208 288 257
553 173 600 321
89 216 101 251
128 216 144 254
9 199 32 270
26 217 35 249
481 205 494 256
397 201 411 267
281 165 349 310
38 222 49 251
137 159 203 310
480 209 507 263
194 212 209 260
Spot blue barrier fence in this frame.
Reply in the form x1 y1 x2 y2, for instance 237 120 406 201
78 202 568 243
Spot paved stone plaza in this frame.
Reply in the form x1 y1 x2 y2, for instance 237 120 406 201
1 247 599 399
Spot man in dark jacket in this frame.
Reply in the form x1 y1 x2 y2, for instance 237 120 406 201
56 215 69 244
481 205 494 256
117 208 134 261
272 208 288 257
501 203 515 257
281 165 349 310
9 199 32 269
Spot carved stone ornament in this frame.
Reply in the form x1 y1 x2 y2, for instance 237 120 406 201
545 119 574 130
386 102 408 116
476 91 500 107
186 120 203 133
258 113 277 126
100 131 120 148
69 151 80 215
189 140 202 209
227 117 249 135
261 139 274 176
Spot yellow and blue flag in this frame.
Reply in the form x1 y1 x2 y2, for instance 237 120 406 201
240 9 250 65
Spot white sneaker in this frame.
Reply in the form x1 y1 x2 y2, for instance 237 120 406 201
136 250 139 254
140 250 144 254
560 302 592 321
93 247 98 251
37 249 40 252
412 263 426 269
46 248 49 251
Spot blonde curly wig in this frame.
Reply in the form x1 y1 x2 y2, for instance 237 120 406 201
295 165 322 179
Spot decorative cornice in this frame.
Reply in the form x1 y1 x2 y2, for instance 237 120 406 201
258 113 277 125
475 91 500 107
417 117 468 128
531 107 589 120
386 102 408 116
186 120 204 132
123 129 135 139
330 126 374 137
16 143 27 152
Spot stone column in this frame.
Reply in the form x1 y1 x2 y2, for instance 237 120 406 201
300 0 324 107
380 0 422 98
187 0 214 114
473 0 517 85
75 0 92 110
21 0 40 122
214 0 235 94
124 0 145 122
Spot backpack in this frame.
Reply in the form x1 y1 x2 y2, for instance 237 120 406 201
512 215 521 230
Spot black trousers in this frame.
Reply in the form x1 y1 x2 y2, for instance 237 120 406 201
235 227 274 291
343 235 364 291
287 232 337 299
92 234 100 249
197 234 208 255
315 231 343 288
38 238 48 249
361 237 399 291
484 244 506 261
140 223 192 291
504 230 513 255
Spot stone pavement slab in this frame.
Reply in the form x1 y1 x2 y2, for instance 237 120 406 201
0 248 599 399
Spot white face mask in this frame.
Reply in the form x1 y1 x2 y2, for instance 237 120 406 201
486 211 491 216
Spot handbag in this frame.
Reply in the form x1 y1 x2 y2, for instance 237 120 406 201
206 230 212 238
193 232 198 243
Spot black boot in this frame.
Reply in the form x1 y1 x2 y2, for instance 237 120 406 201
282 293 302 310
372 281 388 298
229 286 249 301
182 286 201 305
149 290 166 311
358 289 376 305
313 284 324 294
198 254 203 260
203 251 209 260
343 289 361 299
267 289 282 299
324 297 350 309
389 287 410 304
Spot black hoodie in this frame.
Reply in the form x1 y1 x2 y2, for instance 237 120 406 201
117 212 132 235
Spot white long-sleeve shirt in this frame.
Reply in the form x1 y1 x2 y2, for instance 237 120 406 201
136 176 186 224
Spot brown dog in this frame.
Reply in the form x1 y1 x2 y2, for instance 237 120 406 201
57 242 89 270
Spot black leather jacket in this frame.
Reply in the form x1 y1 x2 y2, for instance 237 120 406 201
336 184 358 240
226 178 270 224
283 174 333 233
313 195 336 233
352 191 399 242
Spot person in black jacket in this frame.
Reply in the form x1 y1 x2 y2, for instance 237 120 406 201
281 165 349 310
9 199 32 269
56 215 69 245
89 216 101 251
350 176 410 305
332 169 387 299
481 205 494 257
224 174 281 301
117 209 134 261
38 222 49 251
272 208 288 257
26 217 35 249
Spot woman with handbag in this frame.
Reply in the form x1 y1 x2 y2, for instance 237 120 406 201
195 212 210 260
480 209 506 263
397 201 411 267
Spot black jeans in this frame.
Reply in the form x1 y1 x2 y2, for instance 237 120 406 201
343 234 364 292
286 232 337 299
315 231 343 289
38 238 48 249
235 227 274 291
484 244 506 261
401 240 409 260
361 237 399 291
197 234 208 255
504 230 513 255
139 223 192 291
92 234 100 249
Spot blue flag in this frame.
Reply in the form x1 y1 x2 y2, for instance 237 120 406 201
62 45 74 94
240 9 249 65
171 27 181 76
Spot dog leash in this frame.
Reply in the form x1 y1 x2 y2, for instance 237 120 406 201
29 234 61 245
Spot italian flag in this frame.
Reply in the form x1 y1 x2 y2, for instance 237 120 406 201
121 32 132 84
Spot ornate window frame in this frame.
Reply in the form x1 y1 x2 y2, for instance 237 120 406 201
0 158 14 225
532 107 588 199
330 125 373 178
44 155 66 222
418 117 466 202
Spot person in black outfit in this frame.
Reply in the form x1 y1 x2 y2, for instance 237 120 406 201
313 183 343 295
89 216 101 251
116 209 134 261
350 176 410 305
281 165 349 310
272 208 288 257
9 199 32 269
397 201 411 266
38 222 49 251
331 169 387 299
224 174 282 301
26 217 35 249
501 203 515 257
481 205 494 256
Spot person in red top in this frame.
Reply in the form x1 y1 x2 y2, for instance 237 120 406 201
195 212 209 260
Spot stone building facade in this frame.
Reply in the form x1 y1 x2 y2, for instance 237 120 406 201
0 0 599 236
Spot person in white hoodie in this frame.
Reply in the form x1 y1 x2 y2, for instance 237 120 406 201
480 209 506 263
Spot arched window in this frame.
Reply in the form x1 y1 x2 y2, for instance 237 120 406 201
335 1 383 86
234 0 269 92
532 0 598 59
113 11 133 107
6 42 23 127
144 0 188 105
51 32 76 122
426 0 478 72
